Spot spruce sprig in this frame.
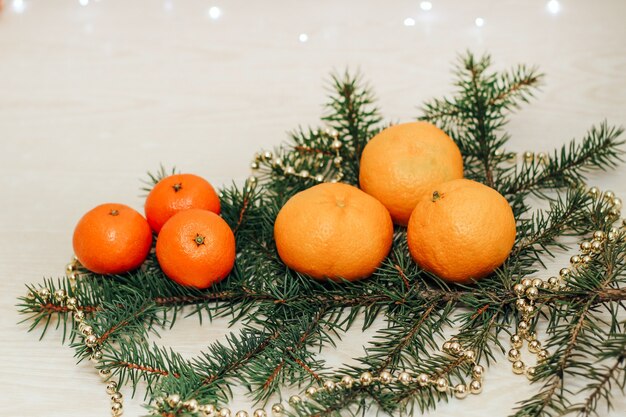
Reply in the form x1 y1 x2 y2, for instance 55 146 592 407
17 52 626 417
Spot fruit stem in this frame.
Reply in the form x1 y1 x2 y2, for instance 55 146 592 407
194 234 205 246
109 209 120 216
172 183 183 192
432 191 441 202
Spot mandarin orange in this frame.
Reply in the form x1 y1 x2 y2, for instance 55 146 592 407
359 122 464 225
274 183 393 281
407 179 516 283
156 209 235 289
145 173 220 233
73 203 152 274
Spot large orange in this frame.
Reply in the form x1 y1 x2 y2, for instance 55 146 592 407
274 183 393 281
156 209 235 289
407 179 516 284
145 173 220 233
359 122 464 226
73 203 152 274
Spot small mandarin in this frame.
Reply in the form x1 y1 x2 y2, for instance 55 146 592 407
274 183 393 281
145 173 220 233
407 179 516 283
156 209 235 289
359 122 464 225
73 203 152 274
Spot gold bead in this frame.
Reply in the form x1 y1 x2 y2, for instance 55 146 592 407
512 360 525 374
105 381 118 394
68 272 80 281
608 231 618 242
449 341 462 355
66 263 78 273
272 158 283 167
570 255 581 265
537 349 549 361
463 349 476 361
580 241 592 253
516 298 526 310
518 321 529 334
99 368 111 379
331 140 342 150
513 284 526 296
314 174 324 182
360 371 373 386
588 186 600 197
398 371 411 385
469 380 482 394
593 231 606 241
559 268 571 278
250 161 259 170
185 400 199 413
472 365 484 379
54 289 66 302
288 395 301 405
494 149 503 157
299 170 310 178
202 404 217 416
111 402 123 416
417 373 430 386
510 334 523 349
219 408 232 417
235 411 248 417
253 409 267 417
525 286 539 300
581 255 592 265
442 341 452 351
74 310 85 322
323 380 335 390
526 366 537 380
82 325 94 336
379 371 393 385
85 334 98 348
435 377 448 392
547 276 560 288
454 384 468 399
341 375 354 388
528 340 541 353
247 175 257 185
612 197 623 209
603 190 615 201
608 208 620 218
306 386 317 397
263 151 273 160
111 392 123 403
284 166 295 175
521 278 533 287
523 151 534 162
66 297 78 310
333 156 343 166
591 240 603 253
524 305 536 316
536 152 547 164
532 278 544 288
508 348 521 362
91 350 103 362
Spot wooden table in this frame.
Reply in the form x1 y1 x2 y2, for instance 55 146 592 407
1 1 624 416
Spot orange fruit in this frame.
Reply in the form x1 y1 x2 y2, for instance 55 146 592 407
274 183 394 281
145 173 220 233
156 209 235 289
407 179 516 284
359 121 464 226
73 203 152 274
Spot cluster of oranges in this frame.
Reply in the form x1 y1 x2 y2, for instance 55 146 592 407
275 122 516 284
73 174 235 289
73 121 515 289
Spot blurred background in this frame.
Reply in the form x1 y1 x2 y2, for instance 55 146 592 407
1 1 625 416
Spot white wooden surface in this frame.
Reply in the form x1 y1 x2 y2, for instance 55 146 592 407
1 0 625 416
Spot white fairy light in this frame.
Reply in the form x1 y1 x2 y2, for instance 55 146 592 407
547 0 560 14
420 1 433 11
12 0 26 13
403 17 416 27
298 33 309 43
208 6 221 20
475 17 485 27
79 0 89 6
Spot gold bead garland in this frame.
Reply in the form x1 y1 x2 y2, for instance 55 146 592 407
150 339 485 416
509 186 623 379
247 129 345 189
